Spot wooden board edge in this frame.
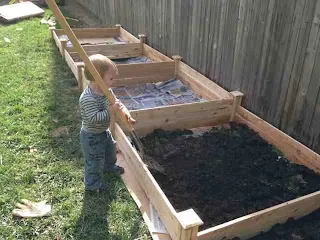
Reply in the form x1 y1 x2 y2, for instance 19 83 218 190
66 42 143 57
116 62 175 79
127 100 233 136
178 61 232 100
114 123 182 239
52 29 63 54
235 107 320 173
197 191 320 240
112 74 174 87
53 27 120 38
119 27 140 43
143 44 173 62
117 153 172 240
64 50 79 81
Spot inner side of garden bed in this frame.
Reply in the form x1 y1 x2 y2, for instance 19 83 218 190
115 105 320 240
143 122 320 231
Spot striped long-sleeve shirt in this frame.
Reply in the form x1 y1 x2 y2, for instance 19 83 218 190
79 86 112 133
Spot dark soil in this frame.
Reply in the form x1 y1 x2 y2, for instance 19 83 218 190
250 210 320 240
141 123 320 232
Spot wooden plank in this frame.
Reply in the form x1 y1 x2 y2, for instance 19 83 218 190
128 100 233 136
220 0 240 89
55 27 120 38
0 2 44 22
117 153 172 240
114 124 182 240
215 0 227 84
272 0 306 126
245 0 271 111
67 43 143 56
309 90 320 153
116 62 175 79
199 0 212 74
178 70 220 100
231 0 247 90
170 0 180 56
266 1 298 124
68 51 143 62
64 50 79 81
253 0 276 113
207 0 222 82
280 0 317 132
189 0 201 67
197 191 320 240
119 26 140 43
236 106 320 173
143 44 173 62
52 29 63 54
112 74 173 87
230 91 244 122
301 13 320 139
178 61 232 100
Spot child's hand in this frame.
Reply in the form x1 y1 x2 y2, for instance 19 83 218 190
108 100 136 124
120 105 136 124
108 100 122 113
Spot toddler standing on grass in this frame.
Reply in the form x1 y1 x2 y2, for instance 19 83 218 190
79 54 135 192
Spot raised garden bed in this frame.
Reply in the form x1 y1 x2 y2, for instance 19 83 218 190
50 27 234 132
115 103 320 240
50 25 176 91
50 25 137 55
141 123 320 231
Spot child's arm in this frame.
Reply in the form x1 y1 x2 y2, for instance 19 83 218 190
119 101 136 124
80 97 110 123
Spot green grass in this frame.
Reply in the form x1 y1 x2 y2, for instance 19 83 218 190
0 11 149 240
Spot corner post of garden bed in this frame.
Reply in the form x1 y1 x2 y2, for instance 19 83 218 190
138 34 147 44
172 55 182 77
115 24 122 34
230 91 244 122
176 209 203 240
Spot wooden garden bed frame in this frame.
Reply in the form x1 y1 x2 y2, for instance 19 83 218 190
50 25 175 91
50 26 233 125
115 92 320 240
113 57 234 134
50 24 140 56
50 25 320 239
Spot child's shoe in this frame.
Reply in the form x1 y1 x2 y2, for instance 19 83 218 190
104 165 124 175
85 184 107 193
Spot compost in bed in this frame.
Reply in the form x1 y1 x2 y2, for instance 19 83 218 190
141 123 320 230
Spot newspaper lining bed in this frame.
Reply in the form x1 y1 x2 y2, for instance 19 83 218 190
112 78 205 110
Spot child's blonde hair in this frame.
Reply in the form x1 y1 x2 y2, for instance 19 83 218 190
84 54 118 81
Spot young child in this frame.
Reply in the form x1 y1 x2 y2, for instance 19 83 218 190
79 54 135 192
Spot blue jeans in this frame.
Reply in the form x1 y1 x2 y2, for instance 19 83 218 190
80 129 117 190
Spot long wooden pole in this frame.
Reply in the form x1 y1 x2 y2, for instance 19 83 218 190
45 0 144 155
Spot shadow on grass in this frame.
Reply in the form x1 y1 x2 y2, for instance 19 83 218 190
73 181 118 240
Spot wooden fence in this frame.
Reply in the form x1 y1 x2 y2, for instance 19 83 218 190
75 0 320 153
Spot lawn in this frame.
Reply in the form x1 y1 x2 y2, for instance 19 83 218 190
0 10 149 240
